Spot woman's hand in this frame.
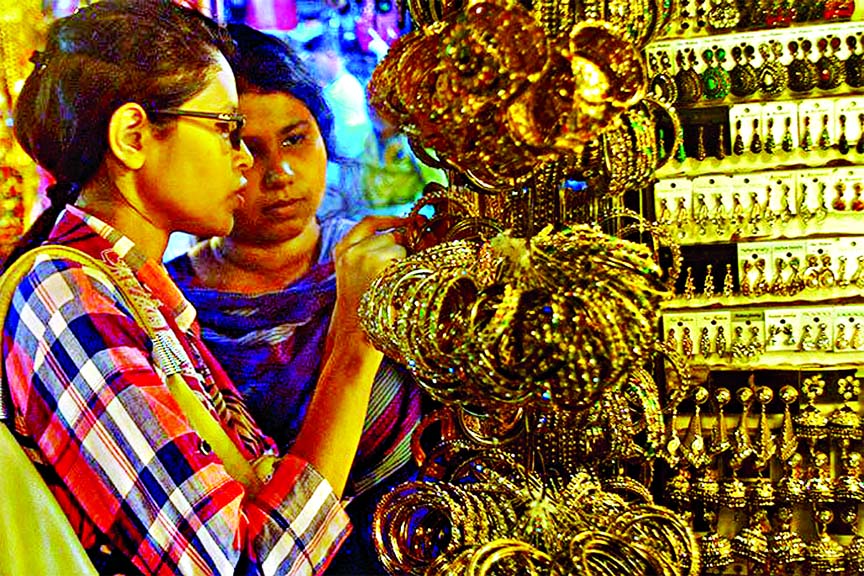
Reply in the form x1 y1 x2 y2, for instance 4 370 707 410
332 216 407 335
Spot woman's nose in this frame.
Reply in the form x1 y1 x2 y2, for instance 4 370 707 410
263 160 295 188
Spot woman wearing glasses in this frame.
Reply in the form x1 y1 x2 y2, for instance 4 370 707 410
4 1 404 574
166 24 422 574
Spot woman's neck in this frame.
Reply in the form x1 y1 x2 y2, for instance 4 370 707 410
196 223 321 294
75 174 169 261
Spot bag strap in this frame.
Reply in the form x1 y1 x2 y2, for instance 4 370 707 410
0 245 263 494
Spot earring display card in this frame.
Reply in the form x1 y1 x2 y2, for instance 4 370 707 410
798 306 835 352
737 241 773 295
654 177 693 226
833 306 864 352
764 308 802 352
729 309 766 359
762 101 799 151
729 103 764 156
663 312 701 357
835 95 864 144
695 310 732 359
798 97 836 151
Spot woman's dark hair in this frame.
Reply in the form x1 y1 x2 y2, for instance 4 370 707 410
226 23 334 155
7 0 232 269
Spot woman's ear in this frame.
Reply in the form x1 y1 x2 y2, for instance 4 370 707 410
107 102 149 170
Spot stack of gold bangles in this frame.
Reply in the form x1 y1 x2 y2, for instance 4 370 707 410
367 0 646 190
373 463 700 575
359 223 668 413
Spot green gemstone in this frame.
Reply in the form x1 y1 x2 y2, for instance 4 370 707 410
717 48 726 60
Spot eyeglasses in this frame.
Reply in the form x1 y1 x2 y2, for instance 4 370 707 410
149 108 246 151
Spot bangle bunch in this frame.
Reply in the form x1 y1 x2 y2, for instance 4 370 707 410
373 464 699 576
367 0 646 191
359 224 668 413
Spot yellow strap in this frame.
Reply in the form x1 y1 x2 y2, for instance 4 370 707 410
0 245 261 494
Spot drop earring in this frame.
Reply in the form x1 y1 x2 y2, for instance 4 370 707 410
701 47 731 100
818 114 832 149
723 263 734 297
838 114 849 154
758 41 788 96
649 51 678 104
675 49 704 105
696 125 707 160
846 34 864 88
856 113 864 154
749 118 762 153
833 182 847 211
852 183 864 211
715 124 727 160
787 39 818 93
729 44 759 97
763 118 776 154
781 116 794 152
683 266 696 299
733 118 745 155
703 263 715 298
815 36 846 91
800 115 813 151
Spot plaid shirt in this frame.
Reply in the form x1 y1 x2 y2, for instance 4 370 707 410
3 206 349 575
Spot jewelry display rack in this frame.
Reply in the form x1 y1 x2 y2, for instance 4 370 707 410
652 4 864 573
